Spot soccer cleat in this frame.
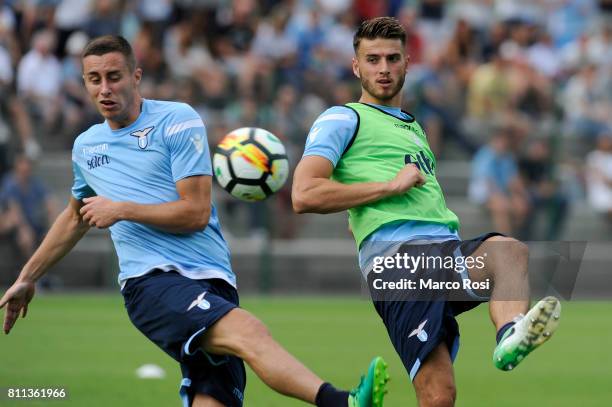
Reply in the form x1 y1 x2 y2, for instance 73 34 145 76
348 357 389 407
493 296 561 371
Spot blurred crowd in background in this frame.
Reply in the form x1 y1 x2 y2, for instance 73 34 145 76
0 0 611 250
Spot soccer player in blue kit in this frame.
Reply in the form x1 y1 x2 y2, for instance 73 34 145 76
293 17 562 407
0 35 389 407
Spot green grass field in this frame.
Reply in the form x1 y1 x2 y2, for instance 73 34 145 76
0 295 610 406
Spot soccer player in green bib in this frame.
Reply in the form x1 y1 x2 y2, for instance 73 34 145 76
293 17 561 407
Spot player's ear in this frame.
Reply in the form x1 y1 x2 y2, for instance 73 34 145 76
352 57 360 79
133 67 143 85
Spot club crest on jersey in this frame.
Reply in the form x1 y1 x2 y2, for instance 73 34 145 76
130 126 154 149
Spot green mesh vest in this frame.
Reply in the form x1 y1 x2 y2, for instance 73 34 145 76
332 103 460 247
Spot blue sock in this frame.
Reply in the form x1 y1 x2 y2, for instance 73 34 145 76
315 383 349 407
496 321 515 344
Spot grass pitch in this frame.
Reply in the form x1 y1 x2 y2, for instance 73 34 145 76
0 294 610 406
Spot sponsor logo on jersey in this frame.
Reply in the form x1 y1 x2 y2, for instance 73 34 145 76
87 154 110 170
405 150 435 175
394 123 411 131
82 143 109 155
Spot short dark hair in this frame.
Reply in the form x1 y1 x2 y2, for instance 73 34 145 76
353 17 406 52
82 35 136 71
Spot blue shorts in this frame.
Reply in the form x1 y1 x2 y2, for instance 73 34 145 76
367 233 501 381
122 270 246 407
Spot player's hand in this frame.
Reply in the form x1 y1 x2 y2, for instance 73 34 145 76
0 280 35 334
387 164 427 195
80 196 122 228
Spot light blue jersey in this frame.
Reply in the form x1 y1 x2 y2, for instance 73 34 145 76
303 104 459 272
71 99 235 288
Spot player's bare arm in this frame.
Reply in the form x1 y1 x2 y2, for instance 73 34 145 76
292 155 426 214
80 175 211 233
0 196 90 334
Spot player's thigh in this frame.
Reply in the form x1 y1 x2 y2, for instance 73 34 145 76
200 308 271 358
413 342 456 406
193 393 225 407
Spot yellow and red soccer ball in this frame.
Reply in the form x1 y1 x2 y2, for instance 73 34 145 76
213 127 289 201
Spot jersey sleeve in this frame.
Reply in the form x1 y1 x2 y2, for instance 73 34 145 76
164 104 211 182
71 145 96 200
71 163 96 200
302 106 358 167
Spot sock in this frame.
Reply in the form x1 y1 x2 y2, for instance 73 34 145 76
496 321 516 344
315 382 350 407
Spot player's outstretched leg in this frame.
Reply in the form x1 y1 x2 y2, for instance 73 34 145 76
348 356 389 407
493 296 561 371
202 308 389 406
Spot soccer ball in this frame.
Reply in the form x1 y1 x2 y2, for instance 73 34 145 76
213 127 289 202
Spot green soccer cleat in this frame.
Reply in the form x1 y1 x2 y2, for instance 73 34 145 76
494 296 561 371
348 356 389 407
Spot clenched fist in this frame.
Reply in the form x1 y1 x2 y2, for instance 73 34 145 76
386 164 427 195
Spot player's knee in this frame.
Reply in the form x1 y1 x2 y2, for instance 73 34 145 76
228 311 273 360
205 309 272 359
421 388 456 407
504 237 529 265
489 236 529 258
417 376 456 407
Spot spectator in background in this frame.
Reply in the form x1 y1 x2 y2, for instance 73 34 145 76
0 34 13 176
268 84 304 149
414 48 477 157
505 44 553 123
213 0 259 96
1 20 38 164
519 139 569 240
527 30 562 79
0 32 14 86
587 24 612 67
444 18 481 69
0 154 58 260
0 109 10 178
17 29 62 134
54 0 94 58
61 31 97 145
481 20 508 61
0 0 16 34
562 63 612 141
469 126 530 236
0 38 38 169
163 17 214 80
416 0 450 53
321 10 356 79
132 22 167 82
397 6 424 65
250 6 298 93
586 132 612 220
547 0 598 49
84 0 122 39
136 0 173 41
560 33 595 73
465 48 512 136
